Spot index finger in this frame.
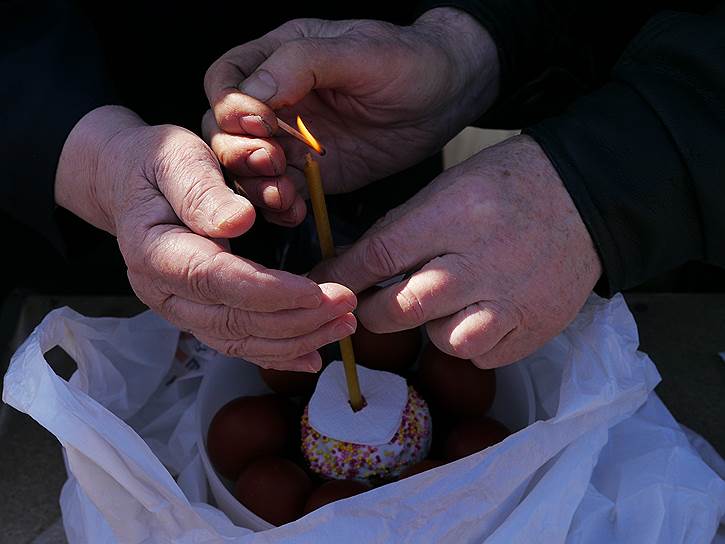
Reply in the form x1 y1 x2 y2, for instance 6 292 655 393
204 31 291 137
355 254 475 333
309 207 444 294
137 224 323 312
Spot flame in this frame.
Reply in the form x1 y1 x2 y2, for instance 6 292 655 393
296 116 325 155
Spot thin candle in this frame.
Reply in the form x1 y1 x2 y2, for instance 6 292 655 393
303 154 335 258
303 152 364 412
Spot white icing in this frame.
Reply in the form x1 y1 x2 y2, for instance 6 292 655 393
307 361 408 445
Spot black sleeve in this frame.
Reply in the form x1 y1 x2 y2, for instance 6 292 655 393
525 7 725 294
416 0 715 127
0 0 116 255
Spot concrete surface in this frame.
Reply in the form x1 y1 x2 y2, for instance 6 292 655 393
627 294 725 451
0 293 723 543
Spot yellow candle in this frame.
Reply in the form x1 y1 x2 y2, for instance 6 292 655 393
303 153 364 411
303 154 335 260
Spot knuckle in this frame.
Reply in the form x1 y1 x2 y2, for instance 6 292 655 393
153 131 219 184
180 174 218 222
218 337 252 359
218 308 251 338
283 18 308 35
149 140 181 185
479 299 523 331
362 236 400 279
289 343 313 361
281 336 316 361
156 293 175 317
448 336 479 360
393 287 426 328
186 254 216 301
216 143 249 172
279 39 309 62
426 320 478 360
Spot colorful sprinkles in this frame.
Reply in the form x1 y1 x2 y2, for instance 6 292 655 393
301 386 432 481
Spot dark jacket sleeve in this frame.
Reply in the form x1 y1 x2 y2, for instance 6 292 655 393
0 0 116 255
418 0 725 295
527 8 725 294
416 0 715 127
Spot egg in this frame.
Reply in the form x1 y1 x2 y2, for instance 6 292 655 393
303 479 372 514
351 286 422 374
235 456 312 526
417 344 496 417
444 417 510 461
259 367 319 397
207 394 296 480
352 322 422 374
398 458 445 479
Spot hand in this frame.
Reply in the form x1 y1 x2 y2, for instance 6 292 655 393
54 106 356 371
202 8 500 226
310 136 602 368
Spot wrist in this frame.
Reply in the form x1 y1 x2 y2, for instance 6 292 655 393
503 135 603 285
55 105 146 235
413 7 500 131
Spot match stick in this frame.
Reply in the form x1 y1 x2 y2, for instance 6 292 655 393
277 117 326 156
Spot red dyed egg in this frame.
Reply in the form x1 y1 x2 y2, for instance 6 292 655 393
444 417 510 461
206 395 295 480
303 479 371 514
418 344 496 417
398 459 445 479
235 456 313 526
259 367 319 396
352 322 422 373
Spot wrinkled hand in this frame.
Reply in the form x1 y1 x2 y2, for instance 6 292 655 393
310 136 602 368
203 8 499 226
55 106 356 371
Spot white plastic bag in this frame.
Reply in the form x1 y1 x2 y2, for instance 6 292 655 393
3 295 725 543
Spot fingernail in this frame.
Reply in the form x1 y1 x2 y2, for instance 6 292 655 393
260 184 283 209
239 70 277 102
216 195 253 229
296 294 321 308
246 148 277 176
239 115 273 137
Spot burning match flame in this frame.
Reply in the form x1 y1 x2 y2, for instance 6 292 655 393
296 116 326 155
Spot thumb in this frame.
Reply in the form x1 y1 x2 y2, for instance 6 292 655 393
205 19 388 135
240 30 394 110
154 132 256 238
309 209 437 294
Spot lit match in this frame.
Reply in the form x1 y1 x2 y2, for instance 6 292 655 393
276 116 326 156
